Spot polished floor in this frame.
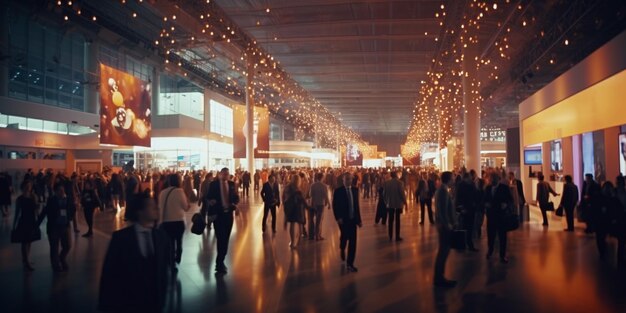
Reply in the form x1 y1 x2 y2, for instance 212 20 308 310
1 192 625 313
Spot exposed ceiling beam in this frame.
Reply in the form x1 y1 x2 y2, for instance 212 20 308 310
257 33 434 43
245 18 438 31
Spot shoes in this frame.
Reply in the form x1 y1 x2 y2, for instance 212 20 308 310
542 223 549 226
419 221 424 225
340 250 346 262
396 237 404 242
433 279 457 288
500 257 509 264
82 232 93 238
347 265 358 273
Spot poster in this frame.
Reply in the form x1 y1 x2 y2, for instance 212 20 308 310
233 105 270 158
346 143 363 166
593 130 606 183
99 64 151 147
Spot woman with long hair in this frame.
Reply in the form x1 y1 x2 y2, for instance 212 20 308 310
283 174 306 248
13 180 40 271
158 173 190 272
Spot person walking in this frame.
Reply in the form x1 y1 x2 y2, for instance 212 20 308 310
38 183 74 272
433 172 457 287
456 173 478 251
309 173 330 240
559 175 579 232
536 173 559 226
260 175 280 234
416 173 435 225
206 168 240 274
375 173 388 225
12 180 40 271
508 172 526 223
242 171 251 198
158 173 190 273
333 173 362 273
99 192 172 313
384 171 407 242
80 179 101 238
485 173 513 263
282 175 306 248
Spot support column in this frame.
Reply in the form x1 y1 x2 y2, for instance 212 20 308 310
0 5 10 97
541 141 551 177
463 55 481 172
204 88 211 169
245 59 255 174
562 136 574 176
84 40 99 113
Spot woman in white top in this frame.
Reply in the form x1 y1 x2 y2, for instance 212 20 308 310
158 173 190 271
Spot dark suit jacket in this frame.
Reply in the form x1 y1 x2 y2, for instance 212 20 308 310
261 182 280 206
206 180 240 215
560 182 579 209
38 195 75 234
99 225 171 312
484 183 513 217
332 186 362 225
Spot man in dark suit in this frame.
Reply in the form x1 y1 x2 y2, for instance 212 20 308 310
332 173 362 273
38 183 75 272
485 173 513 263
99 192 172 313
456 173 478 251
559 175 579 232
581 173 601 233
261 175 280 233
206 167 240 274
416 174 436 224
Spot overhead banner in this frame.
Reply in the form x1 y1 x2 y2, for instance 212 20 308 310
346 143 363 166
99 63 152 147
233 105 270 158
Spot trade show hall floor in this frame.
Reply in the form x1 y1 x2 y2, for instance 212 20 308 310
1 192 625 313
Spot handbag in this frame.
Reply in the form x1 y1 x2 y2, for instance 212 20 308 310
555 206 564 217
450 229 466 250
190 213 206 235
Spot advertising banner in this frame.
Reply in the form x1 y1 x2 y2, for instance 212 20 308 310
346 143 363 166
233 105 270 158
99 63 152 147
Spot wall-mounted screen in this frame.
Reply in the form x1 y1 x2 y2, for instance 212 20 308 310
551 139 563 171
524 149 542 165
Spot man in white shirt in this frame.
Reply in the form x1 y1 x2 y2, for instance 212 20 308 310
309 173 330 240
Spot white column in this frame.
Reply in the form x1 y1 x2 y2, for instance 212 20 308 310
245 59 255 174
463 55 481 172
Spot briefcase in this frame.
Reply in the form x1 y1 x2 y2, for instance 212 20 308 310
450 230 466 250
190 213 206 235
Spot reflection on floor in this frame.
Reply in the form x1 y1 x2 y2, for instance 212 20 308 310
1 193 625 313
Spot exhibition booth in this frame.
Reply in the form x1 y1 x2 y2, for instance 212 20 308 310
519 30 626 203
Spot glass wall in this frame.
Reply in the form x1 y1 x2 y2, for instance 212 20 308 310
158 74 204 121
210 100 233 137
0 113 95 136
208 140 233 171
7 7 85 110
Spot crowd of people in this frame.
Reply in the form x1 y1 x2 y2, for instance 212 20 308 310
1 164 626 311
